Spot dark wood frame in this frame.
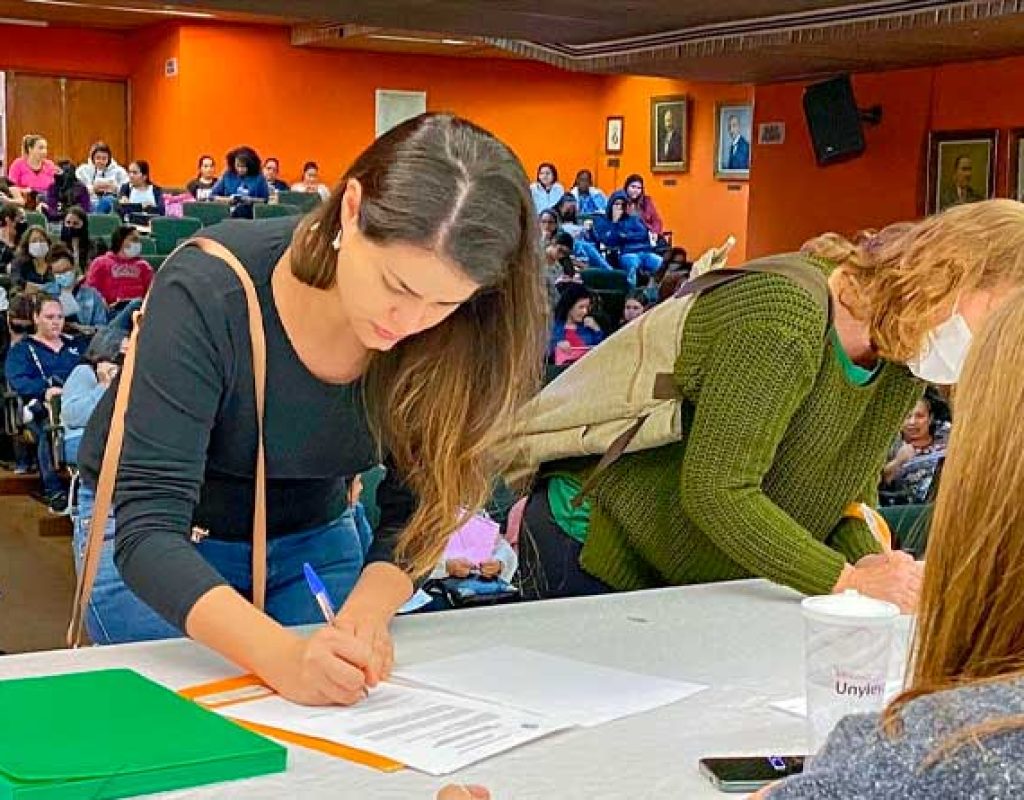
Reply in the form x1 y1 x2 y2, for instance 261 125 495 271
926 129 998 214
1007 128 1024 202
605 115 624 155
650 94 689 174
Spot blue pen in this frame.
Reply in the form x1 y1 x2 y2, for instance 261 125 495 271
303 562 336 623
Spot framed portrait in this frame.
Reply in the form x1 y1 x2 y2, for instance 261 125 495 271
715 102 753 180
926 130 997 214
605 116 624 155
650 95 689 173
1009 129 1024 202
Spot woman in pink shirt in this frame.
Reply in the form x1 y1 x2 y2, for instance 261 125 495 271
84 225 154 306
7 134 58 196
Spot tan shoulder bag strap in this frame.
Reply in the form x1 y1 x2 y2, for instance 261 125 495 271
67 237 268 647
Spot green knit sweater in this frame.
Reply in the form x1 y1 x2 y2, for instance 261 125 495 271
551 267 922 597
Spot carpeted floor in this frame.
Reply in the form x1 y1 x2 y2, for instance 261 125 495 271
0 493 77 654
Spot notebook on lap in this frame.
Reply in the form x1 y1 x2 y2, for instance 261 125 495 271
0 668 286 799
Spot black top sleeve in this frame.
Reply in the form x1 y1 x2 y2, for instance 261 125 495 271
366 454 418 569
112 250 233 630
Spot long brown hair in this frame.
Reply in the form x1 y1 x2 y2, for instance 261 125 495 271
292 113 547 577
802 199 1024 362
881 290 1024 761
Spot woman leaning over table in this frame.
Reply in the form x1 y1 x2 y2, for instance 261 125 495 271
520 200 1024 613
76 113 547 706
759 290 1024 798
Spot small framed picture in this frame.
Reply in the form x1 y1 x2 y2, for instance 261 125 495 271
926 129 997 214
1009 129 1024 202
605 116 624 155
715 102 753 181
758 122 786 145
650 95 689 173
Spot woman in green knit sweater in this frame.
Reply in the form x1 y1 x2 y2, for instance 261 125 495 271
519 199 1024 612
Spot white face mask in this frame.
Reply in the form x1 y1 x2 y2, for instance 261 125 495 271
907 312 973 385
123 242 142 259
28 241 49 259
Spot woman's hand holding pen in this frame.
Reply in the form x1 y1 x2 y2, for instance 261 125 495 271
333 608 395 686
265 627 373 707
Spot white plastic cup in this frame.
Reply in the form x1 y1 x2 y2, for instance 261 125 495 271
802 591 900 753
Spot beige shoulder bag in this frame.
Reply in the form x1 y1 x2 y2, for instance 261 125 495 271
68 237 269 647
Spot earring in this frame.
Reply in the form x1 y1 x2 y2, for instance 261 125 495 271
332 231 342 251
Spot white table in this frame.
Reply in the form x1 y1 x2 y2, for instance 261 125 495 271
0 581 820 800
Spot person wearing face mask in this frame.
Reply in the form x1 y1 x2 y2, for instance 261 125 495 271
0 203 27 274
59 206 97 272
10 226 54 291
45 244 108 333
84 226 154 306
519 200 1024 613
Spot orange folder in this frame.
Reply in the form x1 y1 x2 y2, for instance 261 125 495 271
179 674 404 773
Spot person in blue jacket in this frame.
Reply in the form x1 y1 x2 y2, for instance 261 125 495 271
593 191 662 285
4 294 82 509
211 145 270 219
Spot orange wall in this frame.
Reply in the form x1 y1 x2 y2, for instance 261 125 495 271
0 24 131 77
600 75 752 261
129 25 183 176
144 24 606 192
747 55 1024 257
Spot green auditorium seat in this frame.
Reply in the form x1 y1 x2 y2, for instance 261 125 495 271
88 214 121 240
253 203 301 219
24 211 46 229
151 216 201 255
277 191 322 213
138 237 158 255
142 254 165 271
183 202 231 227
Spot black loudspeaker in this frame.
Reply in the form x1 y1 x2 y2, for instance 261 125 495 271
803 75 866 165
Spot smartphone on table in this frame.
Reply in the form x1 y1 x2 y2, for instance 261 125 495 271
699 755 806 793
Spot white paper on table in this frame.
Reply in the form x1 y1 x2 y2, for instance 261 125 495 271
393 645 707 728
770 680 903 718
221 681 568 776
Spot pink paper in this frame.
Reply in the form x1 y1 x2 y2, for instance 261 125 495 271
444 514 500 565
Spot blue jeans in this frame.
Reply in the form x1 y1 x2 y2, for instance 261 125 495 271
72 484 367 644
573 240 612 271
618 252 663 285
26 418 63 495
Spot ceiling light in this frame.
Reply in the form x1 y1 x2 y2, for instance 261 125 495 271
368 34 442 44
0 15 48 25
441 39 468 45
24 0 214 17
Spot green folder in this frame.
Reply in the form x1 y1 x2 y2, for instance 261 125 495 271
0 669 286 799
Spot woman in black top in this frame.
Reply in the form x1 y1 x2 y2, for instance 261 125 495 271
186 154 218 201
10 225 54 290
78 114 546 706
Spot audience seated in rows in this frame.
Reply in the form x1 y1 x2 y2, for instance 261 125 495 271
46 244 108 333
4 294 80 510
549 198 612 271
549 283 604 365
3 294 38 474
291 161 331 201
10 225 54 291
84 226 153 306
187 155 218 201
542 230 581 305
262 156 290 193
211 145 270 218
42 160 91 221
118 160 165 217
58 207 98 272
570 169 608 215
76 141 129 214
530 162 564 212
623 173 664 235
595 192 662 284
6 135 57 200
0 204 26 273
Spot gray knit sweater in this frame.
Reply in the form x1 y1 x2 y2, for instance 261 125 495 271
768 677 1024 798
